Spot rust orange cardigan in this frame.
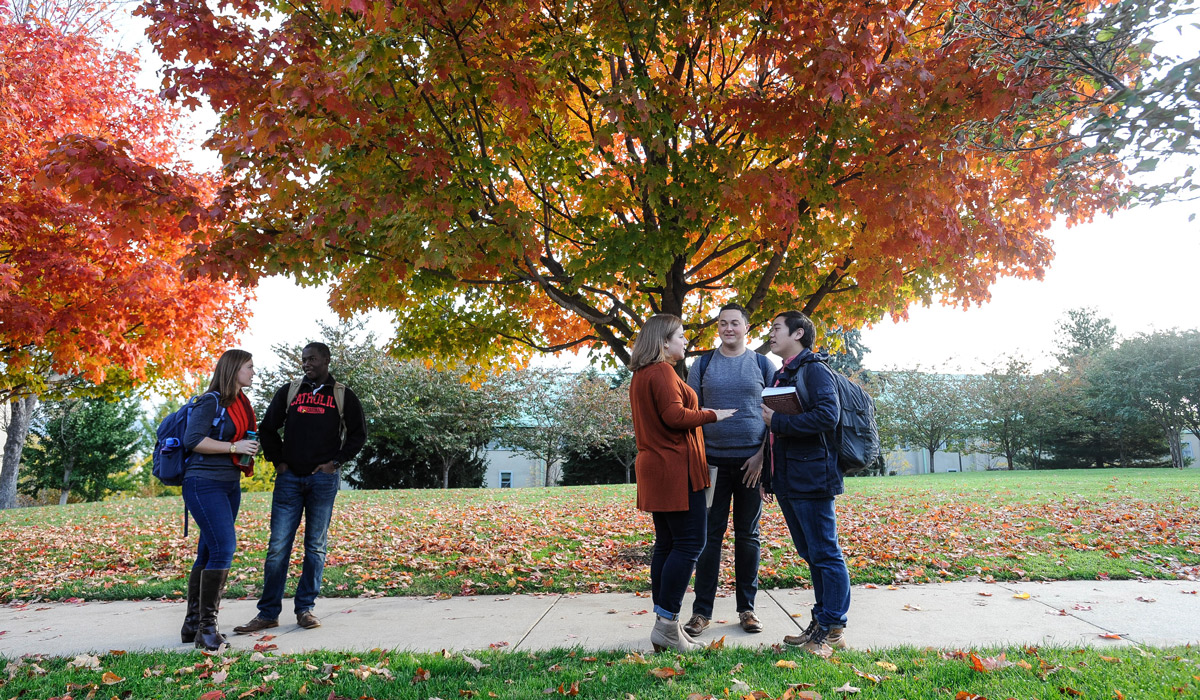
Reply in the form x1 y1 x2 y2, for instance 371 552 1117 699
630 361 717 512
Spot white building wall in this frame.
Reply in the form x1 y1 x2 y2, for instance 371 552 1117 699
483 447 543 488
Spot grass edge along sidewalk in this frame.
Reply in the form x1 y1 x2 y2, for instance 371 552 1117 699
1 469 1198 603
3 645 1199 700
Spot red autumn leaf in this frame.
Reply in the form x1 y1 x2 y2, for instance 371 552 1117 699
199 692 226 700
412 667 431 683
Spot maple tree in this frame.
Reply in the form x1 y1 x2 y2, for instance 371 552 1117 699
0 5 248 509
135 0 1147 369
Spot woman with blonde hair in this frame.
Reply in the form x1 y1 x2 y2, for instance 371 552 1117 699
629 314 736 652
180 349 260 651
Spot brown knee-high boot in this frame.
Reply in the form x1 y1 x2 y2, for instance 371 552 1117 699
195 569 230 651
180 568 203 643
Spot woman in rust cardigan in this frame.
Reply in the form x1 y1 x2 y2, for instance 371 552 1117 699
629 314 736 652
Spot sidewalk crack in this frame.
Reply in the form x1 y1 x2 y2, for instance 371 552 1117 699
513 595 562 650
763 589 806 631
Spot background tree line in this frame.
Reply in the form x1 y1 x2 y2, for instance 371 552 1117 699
873 308 1200 472
18 307 1198 504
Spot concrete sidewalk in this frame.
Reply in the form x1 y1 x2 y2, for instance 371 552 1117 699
2 580 1197 658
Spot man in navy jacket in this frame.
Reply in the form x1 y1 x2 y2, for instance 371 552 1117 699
760 311 850 654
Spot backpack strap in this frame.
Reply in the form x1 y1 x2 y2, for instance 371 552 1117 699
754 351 773 387
286 377 303 407
696 350 715 405
333 382 347 448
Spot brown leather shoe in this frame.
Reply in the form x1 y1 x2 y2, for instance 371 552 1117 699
739 610 763 633
682 613 709 637
297 611 321 629
233 616 279 635
783 614 819 646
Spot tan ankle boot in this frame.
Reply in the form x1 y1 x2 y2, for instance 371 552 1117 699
650 615 704 653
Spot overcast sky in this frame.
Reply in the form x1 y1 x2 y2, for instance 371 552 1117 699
113 11 1200 377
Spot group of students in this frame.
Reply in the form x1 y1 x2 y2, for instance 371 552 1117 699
629 305 850 654
178 309 847 655
177 343 367 651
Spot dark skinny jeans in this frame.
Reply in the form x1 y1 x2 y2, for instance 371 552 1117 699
183 475 241 571
649 487 707 620
692 462 762 617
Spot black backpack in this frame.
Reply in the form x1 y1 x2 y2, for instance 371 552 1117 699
791 359 881 476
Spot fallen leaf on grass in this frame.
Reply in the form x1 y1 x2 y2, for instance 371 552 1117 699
707 635 726 650
969 653 1013 672
413 667 432 683
237 685 271 698
556 681 580 696
462 654 489 671
622 653 648 664
1059 686 1083 696
199 692 225 700
832 682 860 694
649 666 684 679
781 686 821 700
776 660 798 669
101 671 123 684
852 667 883 683
261 671 280 682
729 677 751 693
1099 656 1122 664
875 661 898 672
211 669 228 684
67 653 101 670
1114 691 1125 700
687 694 717 700
954 693 987 700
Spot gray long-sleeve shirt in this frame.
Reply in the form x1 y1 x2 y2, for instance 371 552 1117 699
686 349 771 463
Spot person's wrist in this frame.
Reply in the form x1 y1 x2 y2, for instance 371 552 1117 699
229 442 237 454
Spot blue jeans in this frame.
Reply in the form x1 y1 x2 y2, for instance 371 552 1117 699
777 496 850 629
256 469 340 620
649 487 707 619
183 476 241 570
692 463 762 617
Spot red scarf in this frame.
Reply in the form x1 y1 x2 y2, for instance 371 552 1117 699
226 391 258 476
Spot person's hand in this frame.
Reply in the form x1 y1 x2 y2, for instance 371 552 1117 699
317 461 339 474
711 408 737 422
759 484 774 504
760 403 775 427
741 453 763 488
233 439 260 456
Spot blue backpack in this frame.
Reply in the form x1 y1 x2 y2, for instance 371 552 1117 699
152 392 226 486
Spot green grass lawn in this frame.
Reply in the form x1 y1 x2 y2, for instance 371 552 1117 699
3 645 1198 699
1 469 1197 602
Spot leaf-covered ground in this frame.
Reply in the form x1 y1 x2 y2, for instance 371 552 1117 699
1 470 1197 603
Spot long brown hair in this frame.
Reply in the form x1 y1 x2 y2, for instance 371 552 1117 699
206 349 252 407
628 314 682 372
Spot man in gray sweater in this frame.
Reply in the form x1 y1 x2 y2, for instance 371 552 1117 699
684 303 775 637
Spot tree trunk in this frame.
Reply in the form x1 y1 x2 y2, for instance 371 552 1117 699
442 459 451 489
1167 428 1183 469
927 447 936 474
1006 451 1015 470
59 455 75 505
0 395 38 510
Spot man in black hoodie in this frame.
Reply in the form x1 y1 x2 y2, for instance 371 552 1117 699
234 342 367 633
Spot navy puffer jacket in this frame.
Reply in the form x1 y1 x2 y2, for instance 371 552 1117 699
764 349 843 499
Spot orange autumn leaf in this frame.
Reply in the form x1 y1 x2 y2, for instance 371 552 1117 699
412 667 431 683
649 666 684 679
101 671 123 685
